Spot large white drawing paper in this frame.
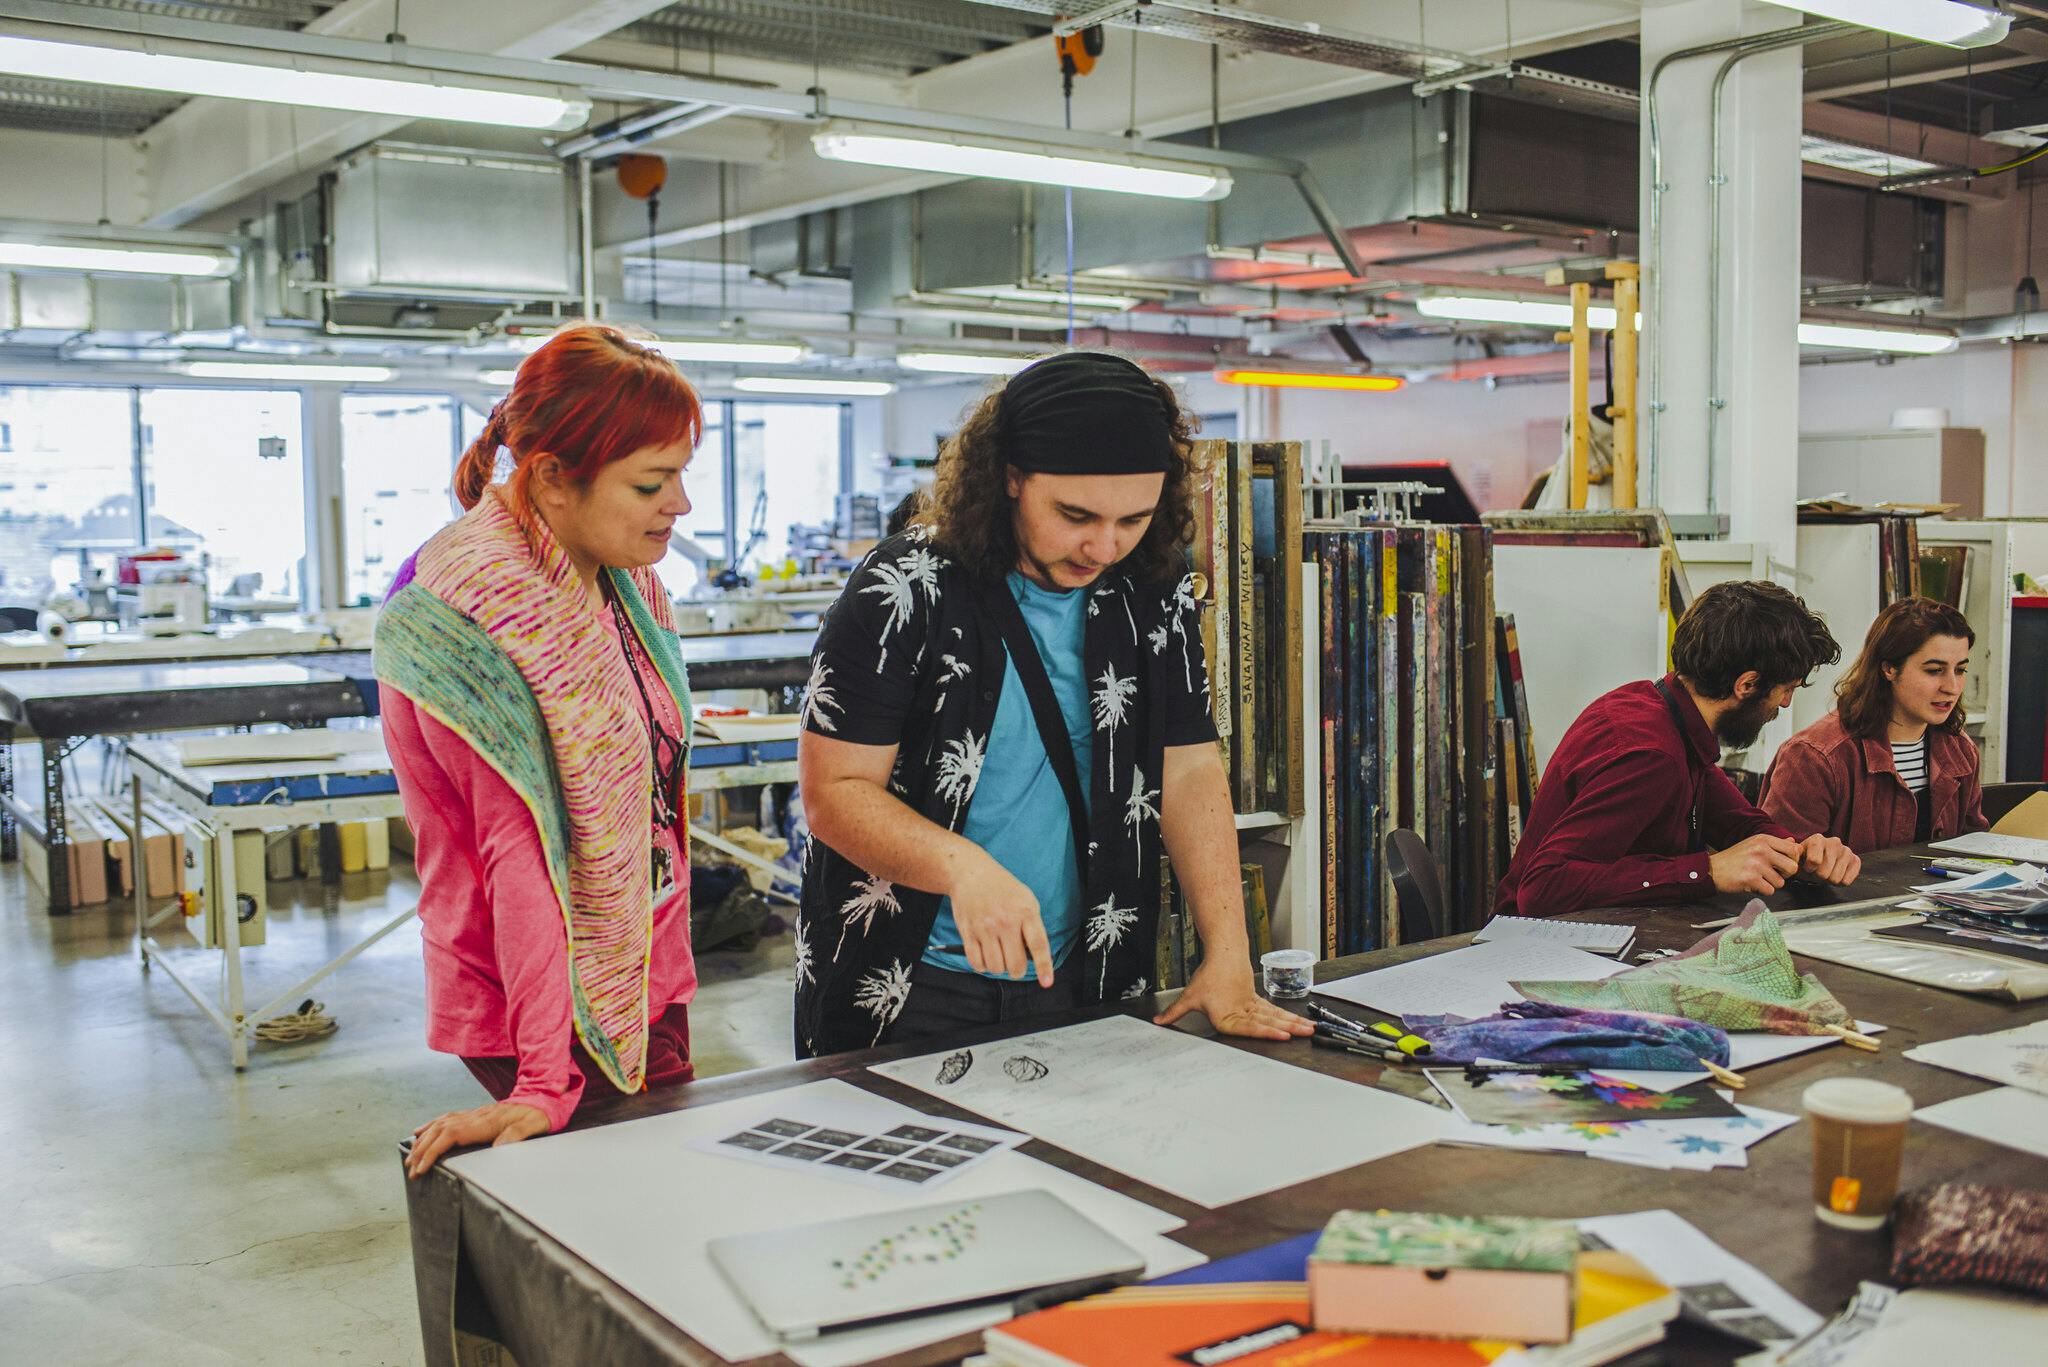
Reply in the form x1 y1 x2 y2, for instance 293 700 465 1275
689 1101 1025 1192
1314 938 1629 1020
1474 917 1635 954
1912 1085 2048 1159
869 1013 1451 1207
1904 1018 2048 1095
445 1078 1188 1365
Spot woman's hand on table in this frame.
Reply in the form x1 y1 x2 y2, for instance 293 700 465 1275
406 1102 550 1178
1797 834 1861 885
1155 960 1315 1041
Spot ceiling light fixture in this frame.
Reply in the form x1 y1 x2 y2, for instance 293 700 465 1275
1419 294 1957 354
1214 369 1406 392
813 122 1232 201
181 360 395 383
0 33 589 130
1758 1 2009 48
1796 322 1958 354
947 284 1144 311
732 376 897 397
655 339 808 365
896 352 1037 376
1799 134 1938 178
0 239 234 277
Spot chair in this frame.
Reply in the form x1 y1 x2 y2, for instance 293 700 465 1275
1384 828 1446 946
1980 781 2044 828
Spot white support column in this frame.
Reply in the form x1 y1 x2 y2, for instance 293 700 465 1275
1641 0 1804 577
301 387 346 610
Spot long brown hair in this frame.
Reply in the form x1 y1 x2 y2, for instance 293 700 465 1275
455 322 702 535
914 360 1201 585
1834 596 1975 738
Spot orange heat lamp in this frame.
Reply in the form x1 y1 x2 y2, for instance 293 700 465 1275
615 153 667 200
1214 369 1405 392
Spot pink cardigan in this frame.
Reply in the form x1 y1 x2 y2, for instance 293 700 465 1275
383 650 696 1131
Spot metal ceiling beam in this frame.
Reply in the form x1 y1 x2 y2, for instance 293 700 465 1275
998 0 1481 80
1803 26 2048 102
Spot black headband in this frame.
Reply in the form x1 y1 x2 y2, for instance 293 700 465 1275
997 352 1174 475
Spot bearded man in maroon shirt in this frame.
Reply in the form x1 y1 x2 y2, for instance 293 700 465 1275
1496 581 1862 918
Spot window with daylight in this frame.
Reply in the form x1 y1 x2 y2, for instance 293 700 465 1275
0 385 138 609
138 388 307 604
342 393 463 605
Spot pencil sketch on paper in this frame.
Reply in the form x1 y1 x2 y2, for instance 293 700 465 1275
1003 1056 1049 1083
936 1050 973 1085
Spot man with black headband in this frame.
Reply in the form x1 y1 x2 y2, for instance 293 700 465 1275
792 352 1313 1057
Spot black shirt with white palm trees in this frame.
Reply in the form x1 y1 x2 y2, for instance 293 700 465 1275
794 526 1217 1058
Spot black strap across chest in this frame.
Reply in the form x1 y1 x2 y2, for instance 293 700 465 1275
982 580 1092 882
1653 678 1709 855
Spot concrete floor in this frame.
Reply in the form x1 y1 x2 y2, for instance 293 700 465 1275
0 804 797 1365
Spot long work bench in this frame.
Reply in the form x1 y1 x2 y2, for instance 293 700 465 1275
401 845 2045 1366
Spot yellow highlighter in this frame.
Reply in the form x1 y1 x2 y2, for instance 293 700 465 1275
1363 1020 1434 1058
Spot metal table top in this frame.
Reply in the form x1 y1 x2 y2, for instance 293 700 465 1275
0 660 371 737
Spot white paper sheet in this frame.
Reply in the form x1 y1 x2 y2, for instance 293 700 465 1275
1904 1018 2048 1096
445 1078 1187 1365
1314 939 1630 1020
1912 1085 2048 1158
1436 1103 1798 1171
1910 864 2046 895
1577 1209 1821 1346
869 1014 1452 1208
1929 830 2048 863
1474 917 1636 954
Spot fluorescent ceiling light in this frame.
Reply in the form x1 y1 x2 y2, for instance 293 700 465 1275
733 376 897 397
901 304 1074 332
180 360 395 383
1800 134 1939 177
897 352 1035 376
1759 1 2009 48
479 370 519 386
0 240 232 276
813 122 1232 201
1214 370 1405 392
1420 294 1956 354
0 34 589 130
1417 294 1623 330
1797 322 1957 354
948 284 1143 311
655 339 807 364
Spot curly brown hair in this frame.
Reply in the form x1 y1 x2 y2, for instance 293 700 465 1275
913 364 1201 585
1834 596 1974 739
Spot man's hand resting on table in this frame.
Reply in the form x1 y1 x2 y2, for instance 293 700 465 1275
1155 958 1315 1041
1795 833 1860 886
406 1102 549 1178
1709 833 1802 895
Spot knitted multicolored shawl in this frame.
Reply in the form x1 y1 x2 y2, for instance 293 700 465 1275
373 489 691 1093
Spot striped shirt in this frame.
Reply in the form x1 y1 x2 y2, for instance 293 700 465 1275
1892 739 1929 792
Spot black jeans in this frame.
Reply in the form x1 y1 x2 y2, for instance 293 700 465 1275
890 959 1085 1045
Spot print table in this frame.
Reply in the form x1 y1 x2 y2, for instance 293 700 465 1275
128 731 414 1071
403 845 2048 1366
0 658 376 911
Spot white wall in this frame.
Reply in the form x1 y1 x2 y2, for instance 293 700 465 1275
1245 379 1564 511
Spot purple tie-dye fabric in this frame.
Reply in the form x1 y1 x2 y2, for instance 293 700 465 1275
1402 1001 1731 1069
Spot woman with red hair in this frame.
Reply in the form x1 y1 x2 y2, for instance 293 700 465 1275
377 325 704 1173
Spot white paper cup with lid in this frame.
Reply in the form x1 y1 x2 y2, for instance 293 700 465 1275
1802 1077 1913 1230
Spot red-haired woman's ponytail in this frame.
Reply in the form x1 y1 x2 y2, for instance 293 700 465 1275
451 324 702 532
454 405 507 511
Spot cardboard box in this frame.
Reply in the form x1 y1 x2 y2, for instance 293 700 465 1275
1308 1210 1577 1344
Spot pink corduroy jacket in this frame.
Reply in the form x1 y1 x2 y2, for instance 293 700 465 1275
1759 709 1987 854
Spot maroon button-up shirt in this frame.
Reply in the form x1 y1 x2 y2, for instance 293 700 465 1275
1495 673 1791 917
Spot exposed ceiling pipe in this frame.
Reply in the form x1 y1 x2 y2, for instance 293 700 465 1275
1644 20 1852 507
551 102 739 160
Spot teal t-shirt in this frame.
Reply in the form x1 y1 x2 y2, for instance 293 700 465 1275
924 571 1093 976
